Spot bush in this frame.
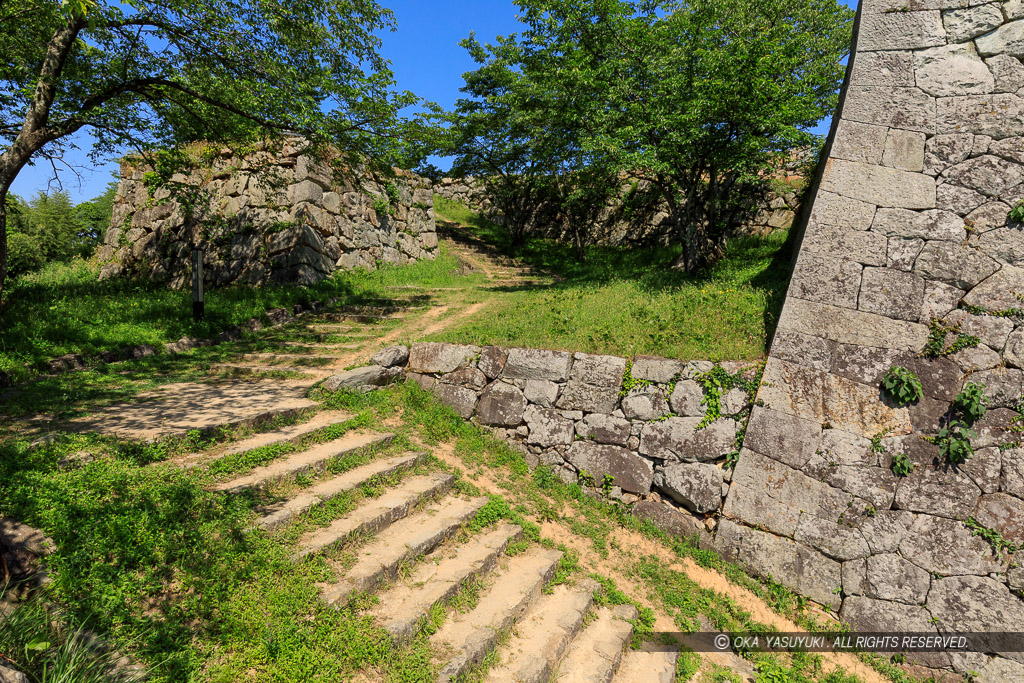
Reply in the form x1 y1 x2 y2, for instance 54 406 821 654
6 231 45 276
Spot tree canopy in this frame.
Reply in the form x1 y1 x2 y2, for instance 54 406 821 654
0 0 421 317
443 0 855 270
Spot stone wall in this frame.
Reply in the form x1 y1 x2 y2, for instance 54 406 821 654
433 175 802 247
98 140 439 288
338 342 754 533
723 1 1024 678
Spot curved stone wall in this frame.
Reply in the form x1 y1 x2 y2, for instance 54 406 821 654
720 1 1024 677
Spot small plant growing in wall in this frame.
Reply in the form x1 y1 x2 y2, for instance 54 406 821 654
922 318 980 358
936 420 976 465
1009 200 1024 225
891 452 914 477
881 366 923 406
373 195 390 215
955 382 989 424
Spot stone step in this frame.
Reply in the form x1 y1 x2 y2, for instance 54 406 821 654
433 546 563 682
296 472 455 559
238 353 343 363
174 410 352 469
483 578 599 683
612 649 679 683
304 325 379 336
556 604 637 683
212 431 395 493
254 452 428 529
235 341 361 351
321 495 489 604
317 313 398 324
369 521 524 642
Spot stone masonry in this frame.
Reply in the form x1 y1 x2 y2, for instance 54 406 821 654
98 139 439 288
721 1 1024 678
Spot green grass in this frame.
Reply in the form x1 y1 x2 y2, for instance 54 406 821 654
432 197 794 361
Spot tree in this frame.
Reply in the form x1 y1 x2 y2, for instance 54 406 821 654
0 0 417 324
449 0 853 271
76 181 118 250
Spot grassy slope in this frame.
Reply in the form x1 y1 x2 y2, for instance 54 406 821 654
430 197 794 361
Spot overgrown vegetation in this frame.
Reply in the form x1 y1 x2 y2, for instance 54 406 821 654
432 199 793 361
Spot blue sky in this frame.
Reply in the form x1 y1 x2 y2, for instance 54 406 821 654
11 0 859 204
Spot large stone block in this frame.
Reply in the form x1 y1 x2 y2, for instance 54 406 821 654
858 267 926 322
524 404 574 447
730 450 857 523
924 134 974 176
789 256 863 309
656 462 725 514
566 442 653 495
914 240 1000 289
638 417 737 462
477 346 507 379
870 208 966 241
503 348 573 381
743 406 822 469
802 222 887 266
808 191 878 230
894 466 981 519
928 576 1024 647
849 50 914 87
972 368 1024 408
943 155 1024 196
976 19 1024 57
914 43 995 97
770 330 835 372
408 342 480 374
722 482 802 536
936 95 1024 137
668 380 707 417
794 514 870 561
882 128 926 172
899 514 1003 575
630 356 684 384
859 11 946 51
840 596 938 640
430 382 479 419
576 413 630 447
715 520 841 609
776 299 930 352
757 358 912 439
822 158 935 208
630 499 703 540
830 120 887 164
962 265 1024 312
943 4 1004 43
476 380 527 427
974 493 1024 545
556 353 627 413
621 390 670 421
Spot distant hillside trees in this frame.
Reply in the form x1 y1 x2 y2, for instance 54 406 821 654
0 0 420 328
442 0 854 270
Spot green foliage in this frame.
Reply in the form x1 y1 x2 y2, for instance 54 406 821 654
890 453 914 478
694 366 758 430
965 517 1021 560
881 366 923 406
936 420 976 465
955 383 989 424
1010 200 1024 224
5 231 45 277
923 317 981 358
373 195 390 215
619 361 653 397
442 0 852 270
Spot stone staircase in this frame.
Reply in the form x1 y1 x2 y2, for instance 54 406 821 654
193 412 683 682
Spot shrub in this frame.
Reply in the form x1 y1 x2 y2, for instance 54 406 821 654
955 382 989 424
881 366 923 406
6 231 45 276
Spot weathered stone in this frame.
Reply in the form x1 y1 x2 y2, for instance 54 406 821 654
857 509 915 554
758 358 912 439
477 346 507 379
831 120 887 164
730 450 856 523
656 462 725 514
895 465 981 519
715 520 841 609
961 446 1002 494
968 200 1013 232
503 348 573 381
925 134 975 177
631 356 684 384
886 237 924 271
566 442 654 495
1006 328 1024 368
0 665 28 683
988 54 1024 93
668 380 707 417
322 365 391 391
770 331 835 373
899 515 1002 575
820 159 935 208
859 11 946 51
849 50 914 87
944 155 1024 197
287 179 323 205
840 597 938 640
1003 448 1024 499
576 413 631 447
916 43 995 97
789 256 863 309
722 481 802 536
914 240 1000 289
621 390 670 421
442 366 487 390
744 407 822 469
430 383 479 419
794 514 870 561
719 388 749 416
976 19 1024 57
371 345 409 368
523 405 574 447
523 379 560 407
777 299 929 352
870 208 966 241
858 267 926 322
881 128 927 172
974 493 1024 545
802 222 888 266
962 265 1024 312
921 281 965 320
936 182 987 214
928 576 1024 646
407 342 479 374
899 355 962 402
808 191 877 231
630 499 703 540
942 4 1004 43
936 94 1024 138
973 368 1024 408
639 417 737 462
950 343 1002 373
476 381 527 427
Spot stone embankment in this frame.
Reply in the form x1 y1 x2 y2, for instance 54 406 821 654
327 342 756 542
99 140 439 288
